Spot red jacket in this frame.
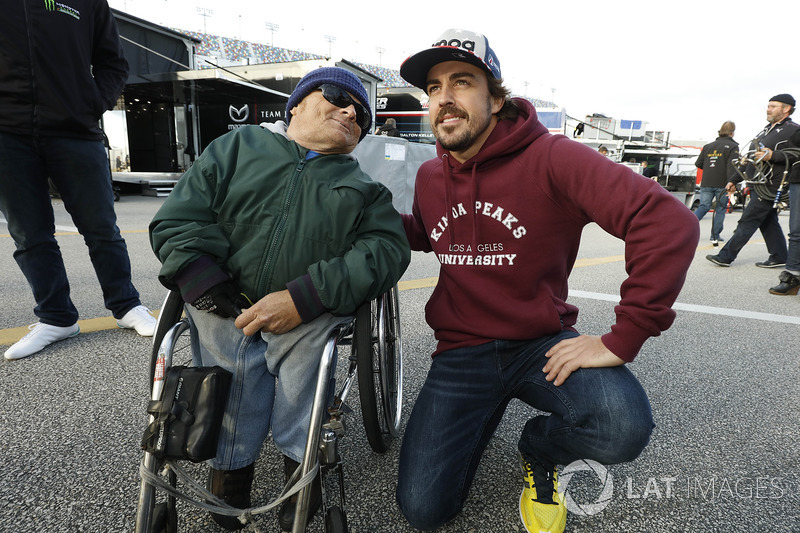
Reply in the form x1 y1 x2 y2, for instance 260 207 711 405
403 98 699 362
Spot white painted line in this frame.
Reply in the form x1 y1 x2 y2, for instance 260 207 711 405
55 225 79 233
1 217 79 233
570 290 800 325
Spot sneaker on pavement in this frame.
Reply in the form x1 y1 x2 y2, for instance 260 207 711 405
117 305 156 336
519 453 566 533
755 259 786 269
4 322 80 361
706 254 731 267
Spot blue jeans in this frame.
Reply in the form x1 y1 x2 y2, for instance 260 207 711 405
186 306 350 470
787 183 800 272
694 186 727 240
715 188 787 264
396 332 654 531
0 132 140 325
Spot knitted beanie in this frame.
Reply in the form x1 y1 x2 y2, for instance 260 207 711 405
770 93 796 107
285 67 372 140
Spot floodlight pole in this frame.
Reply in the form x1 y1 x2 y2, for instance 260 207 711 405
196 7 213 35
265 22 279 47
324 34 336 58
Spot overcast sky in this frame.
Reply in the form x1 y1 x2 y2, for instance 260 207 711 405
109 0 798 143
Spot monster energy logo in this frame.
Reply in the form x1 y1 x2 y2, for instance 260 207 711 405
44 0 81 19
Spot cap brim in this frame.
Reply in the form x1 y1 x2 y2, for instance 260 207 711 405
400 47 493 91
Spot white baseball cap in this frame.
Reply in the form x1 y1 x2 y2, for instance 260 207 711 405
400 29 502 92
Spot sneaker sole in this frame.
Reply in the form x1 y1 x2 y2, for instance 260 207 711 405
116 323 155 336
519 489 566 533
769 287 800 296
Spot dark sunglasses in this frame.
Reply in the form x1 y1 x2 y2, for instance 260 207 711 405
318 84 370 131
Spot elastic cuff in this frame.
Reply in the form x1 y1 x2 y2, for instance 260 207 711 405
601 319 652 363
173 256 229 303
286 274 326 323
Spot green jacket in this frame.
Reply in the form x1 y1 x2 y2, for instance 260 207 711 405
150 124 410 318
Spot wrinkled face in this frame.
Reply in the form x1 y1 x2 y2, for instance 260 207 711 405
766 101 791 125
425 61 503 162
286 89 363 154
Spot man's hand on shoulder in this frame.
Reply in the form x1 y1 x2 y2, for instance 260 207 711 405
235 289 302 336
543 335 625 386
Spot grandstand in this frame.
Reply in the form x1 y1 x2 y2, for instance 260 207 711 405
167 27 555 106
174 28 324 66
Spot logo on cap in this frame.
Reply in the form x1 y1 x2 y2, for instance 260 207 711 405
435 37 476 53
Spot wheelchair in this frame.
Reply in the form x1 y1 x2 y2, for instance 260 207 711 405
135 286 402 533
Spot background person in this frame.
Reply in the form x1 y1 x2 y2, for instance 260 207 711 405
764 129 800 294
375 117 401 137
150 67 410 531
0 0 157 361
694 121 739 246
707 94 799 268
394 28 698 533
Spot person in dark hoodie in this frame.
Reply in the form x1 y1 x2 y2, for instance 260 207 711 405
394 29 699 533
0 0 157 361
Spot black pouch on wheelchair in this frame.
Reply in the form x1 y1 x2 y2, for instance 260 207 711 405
141 366 231 462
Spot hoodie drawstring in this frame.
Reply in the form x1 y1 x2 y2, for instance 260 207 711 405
441 153 481 250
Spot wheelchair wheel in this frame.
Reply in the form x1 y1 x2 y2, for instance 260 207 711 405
325 505 348 533
137 291 189 533
355 285 402 453
148 290 189 386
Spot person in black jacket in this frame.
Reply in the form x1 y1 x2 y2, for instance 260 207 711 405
375 117 401 137
694 121 739 245
765 129 800 294
0 0 156 361
707 94 799 268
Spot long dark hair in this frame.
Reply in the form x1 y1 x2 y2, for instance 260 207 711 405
487 76 519 121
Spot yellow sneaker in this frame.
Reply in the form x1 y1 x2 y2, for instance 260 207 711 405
519 453 566 533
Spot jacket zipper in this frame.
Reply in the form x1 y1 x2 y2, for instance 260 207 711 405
257 157 305 295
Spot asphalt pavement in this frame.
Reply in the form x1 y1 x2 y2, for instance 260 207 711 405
0 194 798 532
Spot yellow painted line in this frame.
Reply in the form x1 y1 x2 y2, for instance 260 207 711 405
398 277 439 291
0 312 162 347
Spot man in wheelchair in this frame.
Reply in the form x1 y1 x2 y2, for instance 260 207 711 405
149 67 410 531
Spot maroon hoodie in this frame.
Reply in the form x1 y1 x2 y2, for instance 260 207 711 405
403 98 699 362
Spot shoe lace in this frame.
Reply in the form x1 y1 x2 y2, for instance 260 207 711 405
21 323 43 340
131 306 153 320
523 459 557 505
